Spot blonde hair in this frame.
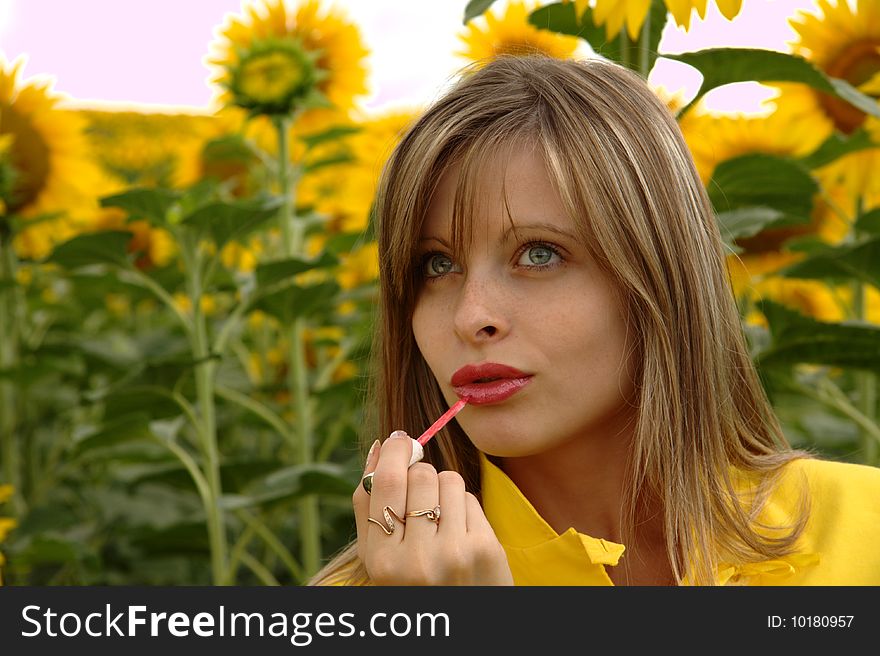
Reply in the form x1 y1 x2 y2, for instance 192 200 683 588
309 55 813 586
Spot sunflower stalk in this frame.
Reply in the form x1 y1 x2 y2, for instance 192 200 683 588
181 231 229 585
274 115 321 580
851 196 878 464
638 8 651 78
0 230 23 515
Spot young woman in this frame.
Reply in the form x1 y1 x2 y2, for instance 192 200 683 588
309 55 880 586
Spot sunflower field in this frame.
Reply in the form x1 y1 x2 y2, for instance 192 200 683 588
0 0 878 586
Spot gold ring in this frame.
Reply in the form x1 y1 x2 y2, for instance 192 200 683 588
367 505 406 535
405 505 440 523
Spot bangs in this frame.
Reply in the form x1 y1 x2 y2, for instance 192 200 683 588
444 132 536 267
398 121 605 301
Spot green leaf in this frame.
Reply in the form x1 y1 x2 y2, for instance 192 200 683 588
102 388 183 421
323 230 371 256
666 49 880 119
255 252 339 288
13 504 80 538
777 236 880 289
5 211 65 235
302 152 355 174
100 188 182 226
755 299 880 372
0 355 86 388
71 412 154 458
530 1 669 73
707 154 817 221
222 462 354 510
201 134 260 163
14 536 83 567
799 128 875 169
181 196 283 250
855 208 880 236
252 280 340 323
528 2 588 37
783 235 836 255
715 207 786 244
463 0 500 23
299 125 362 150
46 230 134 269
130 522 209 555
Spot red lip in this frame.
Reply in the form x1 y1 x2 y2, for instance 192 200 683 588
451 362 530 387
451 362 533 405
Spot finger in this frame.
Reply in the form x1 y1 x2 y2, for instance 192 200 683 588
402 463 440 544
368 430 413 545
436 470 467 538
353 438 381 562
464 491 493 535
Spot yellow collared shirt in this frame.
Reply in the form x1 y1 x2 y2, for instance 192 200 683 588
479 452 880 585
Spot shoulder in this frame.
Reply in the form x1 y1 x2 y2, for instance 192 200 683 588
783 456 880 500
775 457 880 583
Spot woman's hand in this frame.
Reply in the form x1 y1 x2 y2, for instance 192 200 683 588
352 430 514 585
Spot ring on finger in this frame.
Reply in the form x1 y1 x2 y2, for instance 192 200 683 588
367 505 406 535
361 472 374 495
405 505 440 524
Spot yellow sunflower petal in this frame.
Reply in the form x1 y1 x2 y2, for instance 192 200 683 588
624 0 652 40
715 0 743 20
1 56 103 260
458 1 580 64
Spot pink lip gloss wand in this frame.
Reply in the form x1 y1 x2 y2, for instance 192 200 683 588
405 397 470 466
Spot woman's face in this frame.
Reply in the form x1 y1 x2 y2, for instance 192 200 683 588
411 144 638 458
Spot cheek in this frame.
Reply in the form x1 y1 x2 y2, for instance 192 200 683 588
546 289 632 388
411 295 441 359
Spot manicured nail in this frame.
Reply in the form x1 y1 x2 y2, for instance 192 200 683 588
390 430 409 440
364 439 380 469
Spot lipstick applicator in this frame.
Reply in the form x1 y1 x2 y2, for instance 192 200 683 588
405 397 469 466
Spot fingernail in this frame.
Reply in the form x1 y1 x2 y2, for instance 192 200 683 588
364 439 380 469
390 430 409 440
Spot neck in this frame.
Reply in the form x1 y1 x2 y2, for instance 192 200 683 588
496 413 662 547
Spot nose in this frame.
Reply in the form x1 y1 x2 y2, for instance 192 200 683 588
452 270 510 343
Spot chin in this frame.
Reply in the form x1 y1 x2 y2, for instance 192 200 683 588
466 434 541 459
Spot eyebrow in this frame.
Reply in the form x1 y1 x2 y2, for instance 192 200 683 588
419 222 577 247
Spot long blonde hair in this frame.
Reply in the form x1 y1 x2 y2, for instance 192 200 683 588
309 55 813 586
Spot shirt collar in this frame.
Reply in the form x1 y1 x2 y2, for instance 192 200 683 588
479 451 820 586
479 451 625 585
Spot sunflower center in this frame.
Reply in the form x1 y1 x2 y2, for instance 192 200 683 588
818 39 880 134
0 104 50 213
240 50 307 103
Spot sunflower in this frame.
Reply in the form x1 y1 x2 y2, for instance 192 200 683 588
572 0 743 40
82 109 218 189
0 56 102 260
679 106 854 323
207 0 369 116
298 108 415 294
679 105 829 187
299 108 416 236
458 1 582 64
773 0 880 204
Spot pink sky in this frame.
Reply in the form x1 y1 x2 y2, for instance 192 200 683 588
0 0 821 115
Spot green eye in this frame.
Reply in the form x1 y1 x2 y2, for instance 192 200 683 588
522 245 555 266
424 253 455 277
